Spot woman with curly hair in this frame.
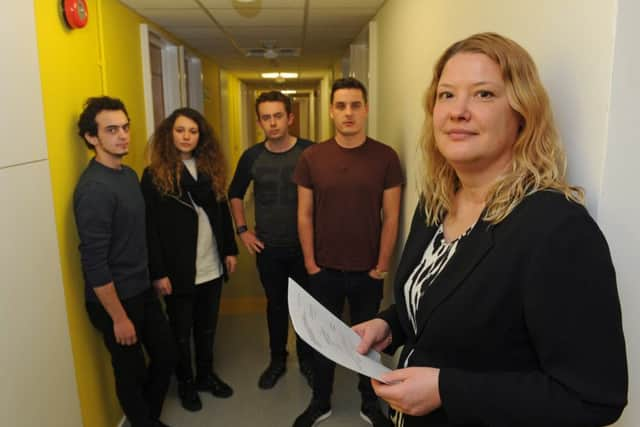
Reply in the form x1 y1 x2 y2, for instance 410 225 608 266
354 33 627 426
141 107 238 412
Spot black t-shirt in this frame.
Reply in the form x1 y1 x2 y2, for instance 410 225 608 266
228 138 312 247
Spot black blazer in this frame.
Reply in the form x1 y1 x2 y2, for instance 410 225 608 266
141 167 238 295
379 191 627 427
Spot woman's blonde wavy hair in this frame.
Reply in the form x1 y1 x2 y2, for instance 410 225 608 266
147 107 226 199
420 32 583 225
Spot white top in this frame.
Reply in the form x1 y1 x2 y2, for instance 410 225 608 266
183 158 223 284
403 223 473 333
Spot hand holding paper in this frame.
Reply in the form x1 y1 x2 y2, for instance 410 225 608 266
287 278 391 382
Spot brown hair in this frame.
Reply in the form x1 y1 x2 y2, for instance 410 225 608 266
147 108 226 199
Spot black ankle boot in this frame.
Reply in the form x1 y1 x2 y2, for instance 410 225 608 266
258 359 287 389
196 372 233 398
178 379 202 411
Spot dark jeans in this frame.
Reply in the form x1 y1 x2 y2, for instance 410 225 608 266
308 268 384 404
256 245 313 364
164 277 222 381
86 288 175 427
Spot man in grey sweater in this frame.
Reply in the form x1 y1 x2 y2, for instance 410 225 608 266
73 96 175 427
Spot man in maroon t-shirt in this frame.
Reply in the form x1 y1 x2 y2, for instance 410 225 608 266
293 77 402 427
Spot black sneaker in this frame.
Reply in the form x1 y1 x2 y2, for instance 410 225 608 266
299 360 314 388
195 372 233 398
258 360 286 389
360 400 393 427
177 379 202 411
293 399 332 427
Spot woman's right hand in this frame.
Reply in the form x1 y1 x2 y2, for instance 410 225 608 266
353 318 392 354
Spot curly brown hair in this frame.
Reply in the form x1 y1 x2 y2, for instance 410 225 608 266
147 108 226 199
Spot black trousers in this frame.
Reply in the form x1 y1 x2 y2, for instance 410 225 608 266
164 277 222 381
256 245 313 363
308 269 384 403
86 288 175 427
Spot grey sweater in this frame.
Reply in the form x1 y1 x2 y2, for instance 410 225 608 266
74 159 150 303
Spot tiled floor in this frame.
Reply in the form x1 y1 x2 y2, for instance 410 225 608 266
158 312 389 427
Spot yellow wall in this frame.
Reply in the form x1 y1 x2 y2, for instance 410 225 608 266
202 57 222 137
225 73 246 172
34 1 223 425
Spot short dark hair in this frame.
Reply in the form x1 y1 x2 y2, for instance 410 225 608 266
330 77 368 104
77 96 129 150
255 91 292 117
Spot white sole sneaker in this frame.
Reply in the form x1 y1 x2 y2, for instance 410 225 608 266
312 410 332 426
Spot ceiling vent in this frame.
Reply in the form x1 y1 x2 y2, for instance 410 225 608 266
245 41 300 59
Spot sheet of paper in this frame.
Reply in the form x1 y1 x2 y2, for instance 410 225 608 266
288 278 391 382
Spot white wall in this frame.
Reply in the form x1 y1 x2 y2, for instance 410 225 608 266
599 0 640 424
0 2 82 426
373 0 637 424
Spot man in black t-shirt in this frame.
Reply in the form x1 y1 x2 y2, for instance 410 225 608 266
73 96 175 427
229 91 314 390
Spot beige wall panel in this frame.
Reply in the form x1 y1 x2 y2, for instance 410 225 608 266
0 0 48 168
0 161 82 427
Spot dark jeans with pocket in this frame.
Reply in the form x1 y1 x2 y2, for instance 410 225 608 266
86 288 176 427
256 245 314 364
307 268 384 404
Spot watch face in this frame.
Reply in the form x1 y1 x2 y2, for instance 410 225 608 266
63 0 89 29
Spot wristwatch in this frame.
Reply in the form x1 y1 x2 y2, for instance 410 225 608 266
236 225 248 235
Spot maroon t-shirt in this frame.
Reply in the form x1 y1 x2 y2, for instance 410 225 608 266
294 138 403 271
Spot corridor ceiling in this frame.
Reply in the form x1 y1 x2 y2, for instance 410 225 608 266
119 0 385 83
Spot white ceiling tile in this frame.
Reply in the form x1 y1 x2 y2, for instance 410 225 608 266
138 9 213 26
166 26 224 40
226 26 302 47
200 0 306 7
309 0 384 8
208 8 303 26
308 8 376 27
120 0 198 8
119 0 383 75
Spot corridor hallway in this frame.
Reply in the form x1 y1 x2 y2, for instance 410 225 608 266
154 311 391 426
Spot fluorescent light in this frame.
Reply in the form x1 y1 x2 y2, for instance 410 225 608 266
282 90 297 94
260 72 299 79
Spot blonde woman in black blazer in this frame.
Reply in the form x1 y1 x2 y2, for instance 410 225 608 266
354 33 627 427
